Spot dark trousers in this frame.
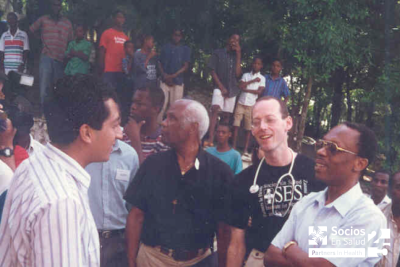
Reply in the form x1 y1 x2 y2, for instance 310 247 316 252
99 232 128 267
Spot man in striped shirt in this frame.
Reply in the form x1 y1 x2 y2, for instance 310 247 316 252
30 0 73 105
0 74 123 266
0 12 29 74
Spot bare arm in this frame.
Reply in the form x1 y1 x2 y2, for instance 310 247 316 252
216 222 230 267
126 207 145 267
285 244 335 267
264 245 293 267
226 226 246 267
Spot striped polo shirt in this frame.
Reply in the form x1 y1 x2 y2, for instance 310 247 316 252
0 144 100 266
0 28 29 74
30 15 73 62
262 74 290 99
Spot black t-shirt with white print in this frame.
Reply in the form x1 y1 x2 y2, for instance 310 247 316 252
225 153 325 252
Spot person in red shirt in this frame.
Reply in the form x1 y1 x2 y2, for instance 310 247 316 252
98 10 128 102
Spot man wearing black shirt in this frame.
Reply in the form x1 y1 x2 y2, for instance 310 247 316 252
124 99 233 267
226 96 324 267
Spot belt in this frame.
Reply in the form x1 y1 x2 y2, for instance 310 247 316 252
154 245 209 261
98 229 125 239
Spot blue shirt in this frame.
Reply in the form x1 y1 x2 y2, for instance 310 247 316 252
159 43 191 86
272 183 387 267
206 147 242 174
86 140 139 230
262 74 290 99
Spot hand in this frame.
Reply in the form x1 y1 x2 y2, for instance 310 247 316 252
17 64 24 73
233 42 241 54
124 117 145 143
220 87 229 97
0 118 16 147
149 48 157 58
253 77 261 83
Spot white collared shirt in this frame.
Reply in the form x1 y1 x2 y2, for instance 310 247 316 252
27 134 46 157
376 203 400 267
0 143 100 266
272 183 387 267
378 195 392 209
238 71 266 106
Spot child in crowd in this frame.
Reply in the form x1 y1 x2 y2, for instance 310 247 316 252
133 34 157 90
262 58 290 103
64 25 92 75
122 40 135 80
206 124 242 174
232 57 265 161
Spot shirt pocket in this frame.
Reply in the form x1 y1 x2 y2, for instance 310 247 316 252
115 168 131 182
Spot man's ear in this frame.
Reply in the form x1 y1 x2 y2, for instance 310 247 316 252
79 124 93 144
353 157 369 172
285 116 293 132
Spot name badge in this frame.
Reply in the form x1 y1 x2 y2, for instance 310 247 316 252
115 169 130 182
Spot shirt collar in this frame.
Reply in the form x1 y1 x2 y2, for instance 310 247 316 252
7 28 20 37
266 74 282 81
43 143 91 189
112 140 122 153
28 134 35 153
315 183 364 217
172 147 205 171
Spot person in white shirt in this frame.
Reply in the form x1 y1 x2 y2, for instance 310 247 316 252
232 57 265 161
376 171 400 267
0 74 123 266
265 122 387 267
370 169 392 209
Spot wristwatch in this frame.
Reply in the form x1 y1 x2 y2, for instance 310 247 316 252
0 147 13 157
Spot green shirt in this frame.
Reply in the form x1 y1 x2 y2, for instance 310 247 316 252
64 39 92 75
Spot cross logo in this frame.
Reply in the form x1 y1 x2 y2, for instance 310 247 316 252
309 226 328 246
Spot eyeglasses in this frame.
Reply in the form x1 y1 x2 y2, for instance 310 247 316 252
315 140 358 156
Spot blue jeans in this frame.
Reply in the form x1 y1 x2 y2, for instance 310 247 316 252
39 54 64 105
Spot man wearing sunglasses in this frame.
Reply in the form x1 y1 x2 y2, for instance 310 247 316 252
265 122 387 267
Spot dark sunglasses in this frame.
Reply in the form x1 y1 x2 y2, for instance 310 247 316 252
315 140 357 156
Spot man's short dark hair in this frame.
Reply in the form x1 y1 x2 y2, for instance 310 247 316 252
124 40 134 49
44 74 119 145
75 24 87 31
253 56 263 64
271 58 283 65
342 122 378 165
137 82 165 110
112 10 124 18
255 96 289 119
373 169 391 179
217 123 232 132
139 34 153 48
7 12 17 20
12 111 34 136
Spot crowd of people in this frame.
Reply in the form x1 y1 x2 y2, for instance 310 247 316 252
0 0 398 267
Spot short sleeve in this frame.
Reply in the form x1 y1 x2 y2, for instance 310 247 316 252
99 30 109 49
0 33 5 52
260 76 266 87
234 154 243 175
123 158 152 212
207 50 218 71
23 32 29 50
240 73 247 82
271 203 297 249
29 16 43 33
224 171 252 229
281 79 290 97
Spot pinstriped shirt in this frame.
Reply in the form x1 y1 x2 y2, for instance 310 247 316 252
0 143 100 267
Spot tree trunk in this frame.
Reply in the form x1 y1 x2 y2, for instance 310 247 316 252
294 76 313 152
330 69 345 127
